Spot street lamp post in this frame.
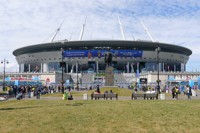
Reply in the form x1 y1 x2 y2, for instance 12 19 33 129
1 59 9 91
156 46 161 94
76 61 79 91
61 47 65 94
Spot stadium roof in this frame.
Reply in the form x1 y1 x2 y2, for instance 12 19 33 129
13 40 192 56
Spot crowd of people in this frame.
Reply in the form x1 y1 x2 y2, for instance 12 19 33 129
128 82 198 100
172 85 193 100
5 85 58 100
3 84 79 100
2 83 198 100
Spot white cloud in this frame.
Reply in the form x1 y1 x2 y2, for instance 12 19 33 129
0 0 200 72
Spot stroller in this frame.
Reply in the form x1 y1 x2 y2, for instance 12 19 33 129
16 93 23 100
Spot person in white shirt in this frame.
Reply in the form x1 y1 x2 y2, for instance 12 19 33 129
186 85 191 100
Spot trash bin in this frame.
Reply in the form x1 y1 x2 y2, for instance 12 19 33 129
160 94 165 100
83 94 88 100
31 92 34 97
63 92 68 100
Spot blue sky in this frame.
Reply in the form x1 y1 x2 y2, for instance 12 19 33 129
0 0 200 72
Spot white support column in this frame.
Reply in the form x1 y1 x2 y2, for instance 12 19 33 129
137 62 139 73
71 64 74 73
43 63 49 73
159 63 161 72
163 63 165 72
76 62 78 73
41 63 43 73
127 62 129 73
21 64 24 73
181 63 185 72
174 65 176 72
131 63 134 73
19 64 21 73
96 60 99 74
28 64 30 73
184 63 186 72
66 64 68 73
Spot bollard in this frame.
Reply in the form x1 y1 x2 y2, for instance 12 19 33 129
83 94 88 100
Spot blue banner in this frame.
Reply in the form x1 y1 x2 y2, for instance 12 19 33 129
63 50 143 58
197 77 200 84
32 76 40 81
15 80 19 86
189 80 194 87
5 77 11 81
168 76 175 81
197 77 200 89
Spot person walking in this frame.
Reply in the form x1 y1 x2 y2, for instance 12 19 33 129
27 86 31 98
186 85 192 100
35 86 41 99
172 87 176 100
13 85 17 97
175 86 179 99
68 86 71 92
22 86 26 98
96 85 100 93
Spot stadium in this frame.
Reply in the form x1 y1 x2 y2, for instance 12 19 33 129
13 40 192 74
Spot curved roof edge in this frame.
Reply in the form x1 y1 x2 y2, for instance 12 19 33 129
13 40 192 56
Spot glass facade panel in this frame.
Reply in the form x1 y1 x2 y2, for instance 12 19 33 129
48 62 60 73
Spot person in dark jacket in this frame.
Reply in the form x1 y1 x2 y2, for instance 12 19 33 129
35 86 41 99
27 86 31 98
13 85 17 97
172 87 176 100
96 85 100 93
186 85 192 100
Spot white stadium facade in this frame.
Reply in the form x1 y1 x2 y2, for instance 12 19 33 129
13 40 192 74
10 39 197 89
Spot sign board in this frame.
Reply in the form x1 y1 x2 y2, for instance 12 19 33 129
140 78 147 84
63 50 143 58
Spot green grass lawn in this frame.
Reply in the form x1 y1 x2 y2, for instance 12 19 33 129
0 100 200 133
